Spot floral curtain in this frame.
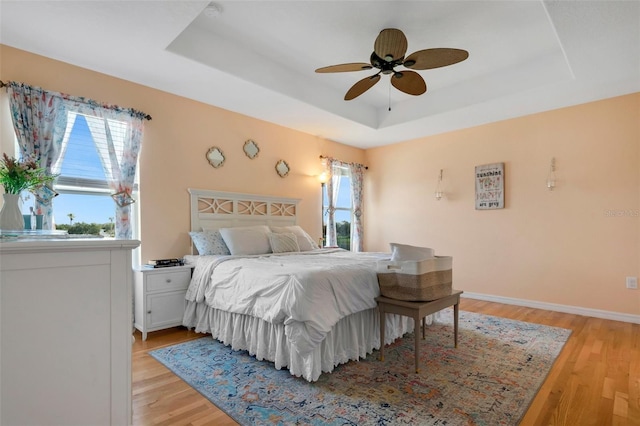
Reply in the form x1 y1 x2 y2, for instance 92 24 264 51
348 163 365 252
6 81 148 238
7 82 68 229
325 159 337 247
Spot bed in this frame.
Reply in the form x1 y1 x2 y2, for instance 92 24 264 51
182 188 415 382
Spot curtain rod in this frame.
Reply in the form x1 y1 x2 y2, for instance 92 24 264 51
319 155 368 170
0 80 152 121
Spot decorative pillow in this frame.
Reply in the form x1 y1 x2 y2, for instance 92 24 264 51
389 243 435 261
219 225 272 256
188 230 231 256
270 225 318 251
268 232 300 254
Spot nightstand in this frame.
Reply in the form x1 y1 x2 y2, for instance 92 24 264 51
133 264 194 340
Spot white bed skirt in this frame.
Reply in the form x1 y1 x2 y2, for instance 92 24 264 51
183 301 415 381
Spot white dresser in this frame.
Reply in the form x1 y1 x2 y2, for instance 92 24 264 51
134 264 193 340
0 238 140 426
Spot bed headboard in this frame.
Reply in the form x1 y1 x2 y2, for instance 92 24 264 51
188 188 301 234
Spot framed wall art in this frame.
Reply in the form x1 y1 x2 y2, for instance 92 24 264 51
475 162 504 210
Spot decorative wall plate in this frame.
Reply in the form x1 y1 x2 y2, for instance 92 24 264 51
275 159 290 178
243 139 259 159
206 147 225 168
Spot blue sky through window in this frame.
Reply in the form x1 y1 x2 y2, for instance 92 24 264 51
53 193 114 225
60 115 105 179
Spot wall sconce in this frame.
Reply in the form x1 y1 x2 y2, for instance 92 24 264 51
318 171 329 184
435 169 445 200
318 156 329 185
546 158 557 191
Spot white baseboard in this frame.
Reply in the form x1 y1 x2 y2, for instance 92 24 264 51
461 292 640 324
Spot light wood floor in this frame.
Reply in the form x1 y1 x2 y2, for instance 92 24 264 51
132 299 639 425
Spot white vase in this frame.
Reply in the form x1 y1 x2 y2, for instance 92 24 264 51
0 193 25 231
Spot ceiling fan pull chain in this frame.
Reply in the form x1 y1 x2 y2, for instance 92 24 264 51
388 80 392 111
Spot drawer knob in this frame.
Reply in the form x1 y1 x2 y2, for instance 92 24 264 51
147 310 151 314
166 278 172 283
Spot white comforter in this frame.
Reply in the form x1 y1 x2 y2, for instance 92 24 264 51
184 249 390 356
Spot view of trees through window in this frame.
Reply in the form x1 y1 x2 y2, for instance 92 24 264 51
334 220 351 249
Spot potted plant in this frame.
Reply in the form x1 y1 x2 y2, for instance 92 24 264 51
0 153 56 230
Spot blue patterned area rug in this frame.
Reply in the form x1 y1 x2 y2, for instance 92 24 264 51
149 310 571 425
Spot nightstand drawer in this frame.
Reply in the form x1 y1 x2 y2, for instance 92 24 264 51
146 269 190 293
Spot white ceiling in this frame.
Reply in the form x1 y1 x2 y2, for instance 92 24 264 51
1 1 638 149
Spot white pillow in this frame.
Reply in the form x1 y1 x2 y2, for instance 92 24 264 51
268 232 300 253
389 243 435 261
270 225 318 251
188 230 231 255
219 225 272 256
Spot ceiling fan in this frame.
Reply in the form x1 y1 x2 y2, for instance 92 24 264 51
315 28 469 101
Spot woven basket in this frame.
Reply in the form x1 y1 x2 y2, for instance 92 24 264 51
377 256 452 301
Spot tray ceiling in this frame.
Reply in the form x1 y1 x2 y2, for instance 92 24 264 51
1 1 638 148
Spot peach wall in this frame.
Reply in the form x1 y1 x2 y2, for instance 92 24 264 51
0 45 364 261
365 94 640 316
2 45 638 316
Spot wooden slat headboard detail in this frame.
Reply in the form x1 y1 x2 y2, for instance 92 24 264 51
188 188 301 236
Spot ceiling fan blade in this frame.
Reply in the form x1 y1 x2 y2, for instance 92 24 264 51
403 48 469 70
315 63 373 73
391 71 426 96
374 28 408 62
344 74 381 100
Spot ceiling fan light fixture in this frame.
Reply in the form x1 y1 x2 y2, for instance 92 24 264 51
317 28 468 101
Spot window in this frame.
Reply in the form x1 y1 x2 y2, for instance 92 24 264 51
322 165 352 250
51 113 138 237
7 81 144 245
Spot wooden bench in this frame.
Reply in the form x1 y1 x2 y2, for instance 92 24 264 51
376 289 463 373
